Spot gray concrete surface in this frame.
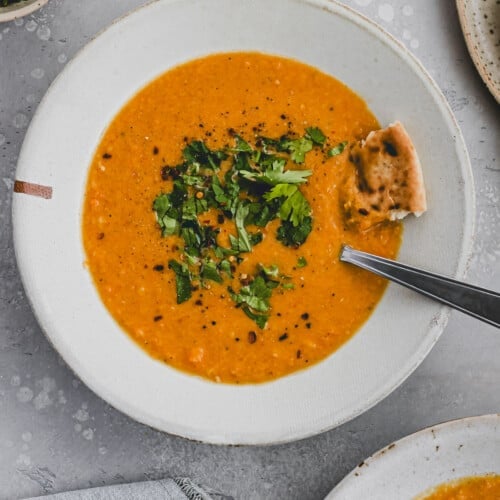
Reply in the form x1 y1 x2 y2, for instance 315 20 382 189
0 1 499 499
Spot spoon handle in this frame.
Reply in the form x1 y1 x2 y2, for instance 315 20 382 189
340 245 500 329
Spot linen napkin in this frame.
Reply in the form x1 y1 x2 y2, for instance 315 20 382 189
25 478 214 500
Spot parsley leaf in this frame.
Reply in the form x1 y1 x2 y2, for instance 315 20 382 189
328 141 348 157
305 127 326 146
168 259 192 304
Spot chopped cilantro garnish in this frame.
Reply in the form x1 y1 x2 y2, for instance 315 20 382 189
153 194 179 236
264 184 311 227
168 259 192 304
152 127 345 327
277 217 313 247
297 256 307 268
200 259 223 284
305 127 326 146
240 158 311 185
182 140 226 169
328 141 348 157
282 137 313 163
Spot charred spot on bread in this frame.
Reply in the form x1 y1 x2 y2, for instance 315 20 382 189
341 121 427 230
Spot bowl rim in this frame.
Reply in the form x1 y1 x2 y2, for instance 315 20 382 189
0 0 48 22
12 0 475 445
327 414 500 498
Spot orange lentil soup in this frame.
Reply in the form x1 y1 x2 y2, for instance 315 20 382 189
419 475 500 500
82 52 402 384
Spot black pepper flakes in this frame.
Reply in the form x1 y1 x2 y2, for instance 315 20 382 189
301 313 309 320
97 232 105 240
153 264 164 272
248 331 257 344
195 299 203 306
278 333 288 341
102 153 112 159
153 315 163 322
153 146 159 155
296 349 302 359
305 322 312 329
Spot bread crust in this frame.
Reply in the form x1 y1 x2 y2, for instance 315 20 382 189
342 121 427 229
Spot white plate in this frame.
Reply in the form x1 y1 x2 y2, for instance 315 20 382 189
457 0 500 103
327 414 500 499
12 0 474 445
0 0 48 22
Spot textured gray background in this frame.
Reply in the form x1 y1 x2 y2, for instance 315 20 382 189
0 1 499 499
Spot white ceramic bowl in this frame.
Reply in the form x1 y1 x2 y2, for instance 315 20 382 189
12 0 474 445
327 414 500 499
0 0 48 22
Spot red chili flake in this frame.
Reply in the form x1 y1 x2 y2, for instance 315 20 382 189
248 331 257 344
296 350 302 359
153 146 159 155
97 232 105 240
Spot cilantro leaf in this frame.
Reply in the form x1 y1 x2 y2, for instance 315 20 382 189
200 259 223 283
232 135 253 153
168 259 192 304
182 141 226 169
277 216 313 247
282 137 313 163
260 264 279 278
242 307 268 329
219 259 233 278
229 275 272 316
297 256 308 268
305 127 326 146
240 159 311 186
153 194 179 236
234 202 252 252
328 141 348 157
264 184 311 226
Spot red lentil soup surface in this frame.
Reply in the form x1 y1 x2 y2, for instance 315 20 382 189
419 475 500 500
82 52 402 384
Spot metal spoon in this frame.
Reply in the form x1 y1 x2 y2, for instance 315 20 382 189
339 245 500 328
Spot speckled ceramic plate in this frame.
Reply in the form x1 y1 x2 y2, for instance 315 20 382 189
12 0 474 445
457 0 500 103
0 0 48 22
327 414 500 499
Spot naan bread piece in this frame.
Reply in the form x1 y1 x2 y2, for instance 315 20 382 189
341 121 427 230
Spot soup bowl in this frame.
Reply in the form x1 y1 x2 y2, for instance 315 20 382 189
12 0 474 444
